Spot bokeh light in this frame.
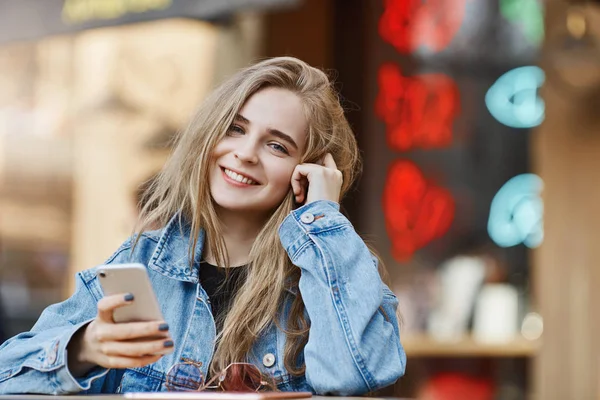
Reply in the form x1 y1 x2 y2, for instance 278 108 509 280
375 63 460 151
383 160 456 261
488 174 544 248
500 0 544 46
379 0 469 54
485 66 545 128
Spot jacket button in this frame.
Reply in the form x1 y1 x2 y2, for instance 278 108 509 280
262 353 276 368
300 213 315 224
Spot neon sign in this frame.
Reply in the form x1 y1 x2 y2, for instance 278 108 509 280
383 160 456 261
500 0 544 46
488 174 544 248
379 0 469 54
485 66 545 128
375 63 460 151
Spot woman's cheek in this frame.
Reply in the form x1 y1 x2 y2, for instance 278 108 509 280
271 166 295 194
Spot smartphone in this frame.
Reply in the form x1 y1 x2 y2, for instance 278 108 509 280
125 392 313 399
97 263 164 323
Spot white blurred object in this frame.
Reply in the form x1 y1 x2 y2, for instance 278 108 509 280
427 256 487 341
394 268 437 335
521 311 544 340
473 283 519 343
394 289 417 334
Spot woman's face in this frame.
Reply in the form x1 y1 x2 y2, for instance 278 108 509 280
209 87 308 215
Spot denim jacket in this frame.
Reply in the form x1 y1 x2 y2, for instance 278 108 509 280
0 200 406 395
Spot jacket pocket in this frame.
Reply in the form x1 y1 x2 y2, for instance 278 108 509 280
117 367 164 393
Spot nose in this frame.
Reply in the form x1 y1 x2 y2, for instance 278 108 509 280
234 138 259 164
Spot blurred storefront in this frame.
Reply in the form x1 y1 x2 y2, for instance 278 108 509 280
0 0 599 399
0 0 297 344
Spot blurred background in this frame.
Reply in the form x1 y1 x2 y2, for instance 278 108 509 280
0 0 599 399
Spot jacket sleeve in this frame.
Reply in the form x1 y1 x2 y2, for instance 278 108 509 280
278 200 406 395
0 238 137 394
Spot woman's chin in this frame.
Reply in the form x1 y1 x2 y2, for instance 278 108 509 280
213 200 265 214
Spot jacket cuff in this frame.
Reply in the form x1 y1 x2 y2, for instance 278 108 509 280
279 200 350 259
54 319 109 393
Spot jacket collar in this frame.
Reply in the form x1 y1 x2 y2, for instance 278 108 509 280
149 213 204 284
147 213 299 296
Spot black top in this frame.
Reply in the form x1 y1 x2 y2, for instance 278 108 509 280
198 261 247 333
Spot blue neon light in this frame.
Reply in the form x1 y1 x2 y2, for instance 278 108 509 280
485 66 545 128
488 173 544 248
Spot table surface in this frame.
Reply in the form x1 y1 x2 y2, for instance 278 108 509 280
0 396 410 400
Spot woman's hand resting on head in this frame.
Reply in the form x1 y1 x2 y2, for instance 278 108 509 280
67 294 174 375
291 153 343 205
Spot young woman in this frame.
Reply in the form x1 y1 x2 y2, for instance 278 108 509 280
0 57 406 395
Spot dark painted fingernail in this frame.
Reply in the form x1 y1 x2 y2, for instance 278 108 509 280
124 293 134 302
164 340 174 348
158 323 169 331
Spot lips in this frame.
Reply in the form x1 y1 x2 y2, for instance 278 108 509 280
221 167 260 185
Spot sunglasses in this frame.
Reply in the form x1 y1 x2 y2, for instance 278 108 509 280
166 360 277 392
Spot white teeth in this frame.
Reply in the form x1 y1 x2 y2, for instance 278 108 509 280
224 169 256 185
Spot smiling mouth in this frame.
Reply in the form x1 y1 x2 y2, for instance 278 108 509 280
222 168 259 185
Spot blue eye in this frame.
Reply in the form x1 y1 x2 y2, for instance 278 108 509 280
269 143 289 155
228 125 245 135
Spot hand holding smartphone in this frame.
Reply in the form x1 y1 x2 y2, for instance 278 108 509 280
97 263 164 323
67 263 174 373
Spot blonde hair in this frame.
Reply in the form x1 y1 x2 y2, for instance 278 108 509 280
135 57 361 376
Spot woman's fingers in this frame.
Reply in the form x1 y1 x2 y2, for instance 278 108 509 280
291 165 310 203
81 295 173 369
100 354 164 370
99 337 174 357
95 321 170 342
322 153 338 170
97 293 134 323
291 153 342 205
85 319 173 369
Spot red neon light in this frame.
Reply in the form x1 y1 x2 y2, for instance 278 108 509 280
379 0 469 54
375 63 460 151
383 160 455 262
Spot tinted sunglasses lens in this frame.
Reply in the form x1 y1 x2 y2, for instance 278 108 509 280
166 363 204 391
220 363 266 392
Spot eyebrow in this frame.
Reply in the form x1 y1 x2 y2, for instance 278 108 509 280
235 113 299 151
